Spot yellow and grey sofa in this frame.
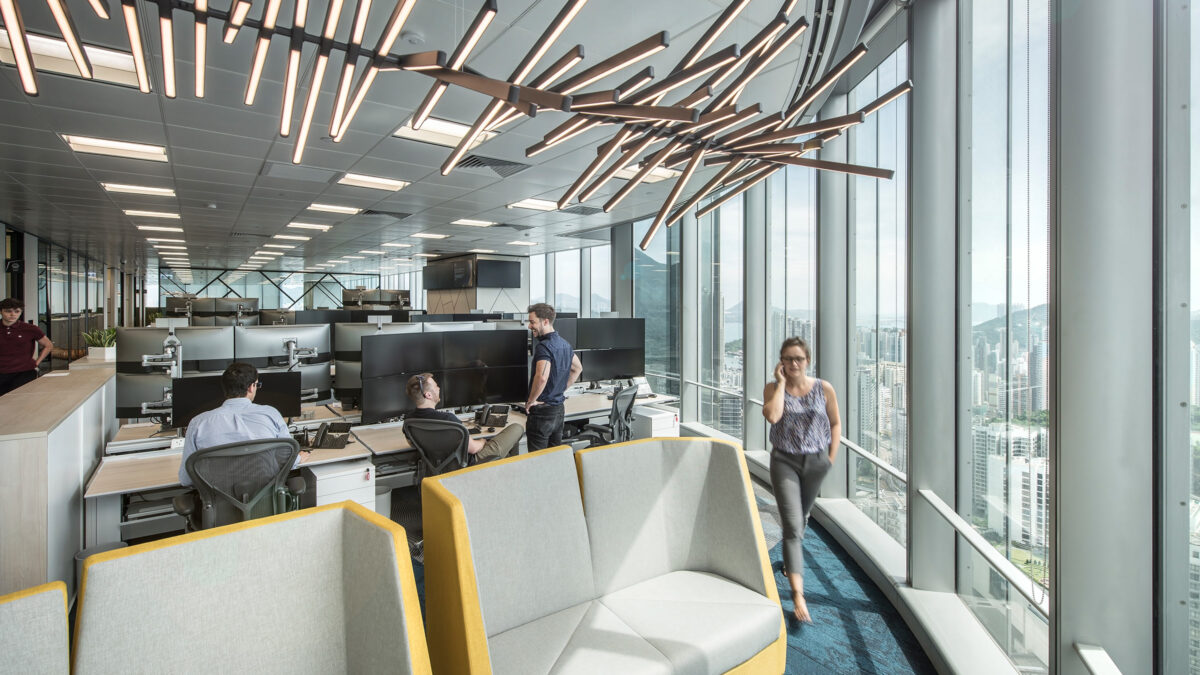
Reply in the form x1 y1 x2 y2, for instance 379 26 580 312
0 581 69 674
72 501 431 674
423 437 785 674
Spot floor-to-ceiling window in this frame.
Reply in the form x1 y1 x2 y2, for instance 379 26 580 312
698 195 745 438
847 44 909 545
530 253 546 305
590 245 611 314
959 0 1050 668
554 249 581 313
633 218 680 397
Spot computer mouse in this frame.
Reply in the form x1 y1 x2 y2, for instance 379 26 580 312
487 427 496 433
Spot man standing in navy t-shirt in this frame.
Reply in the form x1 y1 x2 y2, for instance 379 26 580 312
525 303 582 451
0 298 52 396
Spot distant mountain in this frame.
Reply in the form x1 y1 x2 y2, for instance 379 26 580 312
973 303 1048 351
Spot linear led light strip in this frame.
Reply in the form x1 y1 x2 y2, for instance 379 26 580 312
556 127 633 209
159 4 176 98
329 0 374 136
0 0 37 93
281 0 309 136
411 0 497 131
294 0 345 163
602 138 682 212
487 45 584 131
194 0 207 97
781 43 868 126
245 0 283 105
525 67 653 157
333 0 419 142
639 146 707 249
707 17 806 112
119 0 150 93
441 0 588 175
45 0 92 79
223 0 251 43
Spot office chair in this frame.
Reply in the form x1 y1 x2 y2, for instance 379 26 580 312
402 418 472 483
172 437 307 531
572 385 639 448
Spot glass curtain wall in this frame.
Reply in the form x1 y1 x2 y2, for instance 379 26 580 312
530 254 546 304
959 0 1050 669
554 249 581 313
633 218 681 396
37 240 107 369
847 44 910 544
698 195 745 438
590 245 611 314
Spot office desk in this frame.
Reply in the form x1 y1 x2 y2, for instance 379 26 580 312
83 444 370 548
562 392 678 421
352 413 528 458
106 403 361 455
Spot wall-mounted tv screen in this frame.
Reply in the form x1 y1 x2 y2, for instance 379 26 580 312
476 259 520 288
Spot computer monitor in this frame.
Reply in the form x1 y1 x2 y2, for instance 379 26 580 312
116 327 235 373
440 365 527 408
574 318 645 350
333 322 420 360
294 309 352 326
442 330 527 369
233 324 331 368
213 297 258 314
578 348 645 381
422 321 487 332
214 314 259 326
171 371 302 427
260 310 294 325
539 318 576 350
361 371 434 424
115 372 171 418
361 332 442 379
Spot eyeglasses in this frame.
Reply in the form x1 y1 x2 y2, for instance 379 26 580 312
781 356 807 365
253 380 262 389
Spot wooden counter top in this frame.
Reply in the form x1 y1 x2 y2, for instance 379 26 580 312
0 368 114 440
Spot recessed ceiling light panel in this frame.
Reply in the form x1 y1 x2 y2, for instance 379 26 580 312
62 134 167 161
103 183 176 196
394 115 498 150
507 198 558 211
452 218 495 227
337 172 410 191
308 203 361 214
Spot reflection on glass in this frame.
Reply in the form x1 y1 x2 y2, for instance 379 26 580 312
633 218 680 396
848 44 909 545
958 541 1049 671
530 254 546 305
849 457 906 546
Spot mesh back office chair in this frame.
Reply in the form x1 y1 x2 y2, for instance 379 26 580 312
172 437 306 531
402 418 472 483
573 385 639 448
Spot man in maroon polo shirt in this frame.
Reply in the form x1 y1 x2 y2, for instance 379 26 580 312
0 298 53 396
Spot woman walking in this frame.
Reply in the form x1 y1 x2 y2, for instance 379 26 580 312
763 337 841 623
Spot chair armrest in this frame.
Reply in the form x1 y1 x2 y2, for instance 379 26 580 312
286 476 307 496
584 423 612 434
172 493 195 517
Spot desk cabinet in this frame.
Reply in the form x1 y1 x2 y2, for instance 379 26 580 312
303 459 375 510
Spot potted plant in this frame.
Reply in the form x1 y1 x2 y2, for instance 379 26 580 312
82 328 117 361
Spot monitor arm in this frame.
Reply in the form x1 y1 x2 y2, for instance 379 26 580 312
284 338 317 370
140 386 174 430
300 387 319 402
142 330 183 379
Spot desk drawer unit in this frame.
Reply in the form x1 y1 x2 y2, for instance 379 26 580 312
303 459 376 510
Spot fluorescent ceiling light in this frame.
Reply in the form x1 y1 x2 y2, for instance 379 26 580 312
288 222 331 231
308 202 361 215
411 233 447 239
61 134 166 162
146 237 184 243
103 183 175 196
507 241 538 246
153 244 186 250
344 255 365 259
274 234 310 241
338 172 410 191
507 198 558 211
136 225 184 232
125 209 179 219
254 250 283 256
381 243 411 248
414 253 439 257
263 244 294 249
394 116 498 150
614 165 681 183
315 264 335 267
470 249 496 253
360 249 385 254
0 32 139 87
452 218 495 227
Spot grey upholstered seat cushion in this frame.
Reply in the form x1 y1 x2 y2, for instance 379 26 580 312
439 447 596 637
577 438 769 597
599 571 782 675
488 599 673 675
0 584 67 674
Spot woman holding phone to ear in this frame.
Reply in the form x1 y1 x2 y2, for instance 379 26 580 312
763 337 841 624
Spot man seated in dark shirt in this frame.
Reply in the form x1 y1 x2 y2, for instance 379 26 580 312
405 373 522 463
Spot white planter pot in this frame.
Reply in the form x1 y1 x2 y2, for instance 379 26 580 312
88 346 116 361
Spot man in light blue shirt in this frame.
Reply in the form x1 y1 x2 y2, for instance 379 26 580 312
179 362 305 486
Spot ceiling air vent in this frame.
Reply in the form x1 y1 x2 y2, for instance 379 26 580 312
361 210 412 221
458 154 530 177
230 232 268 238
561 205 603 216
